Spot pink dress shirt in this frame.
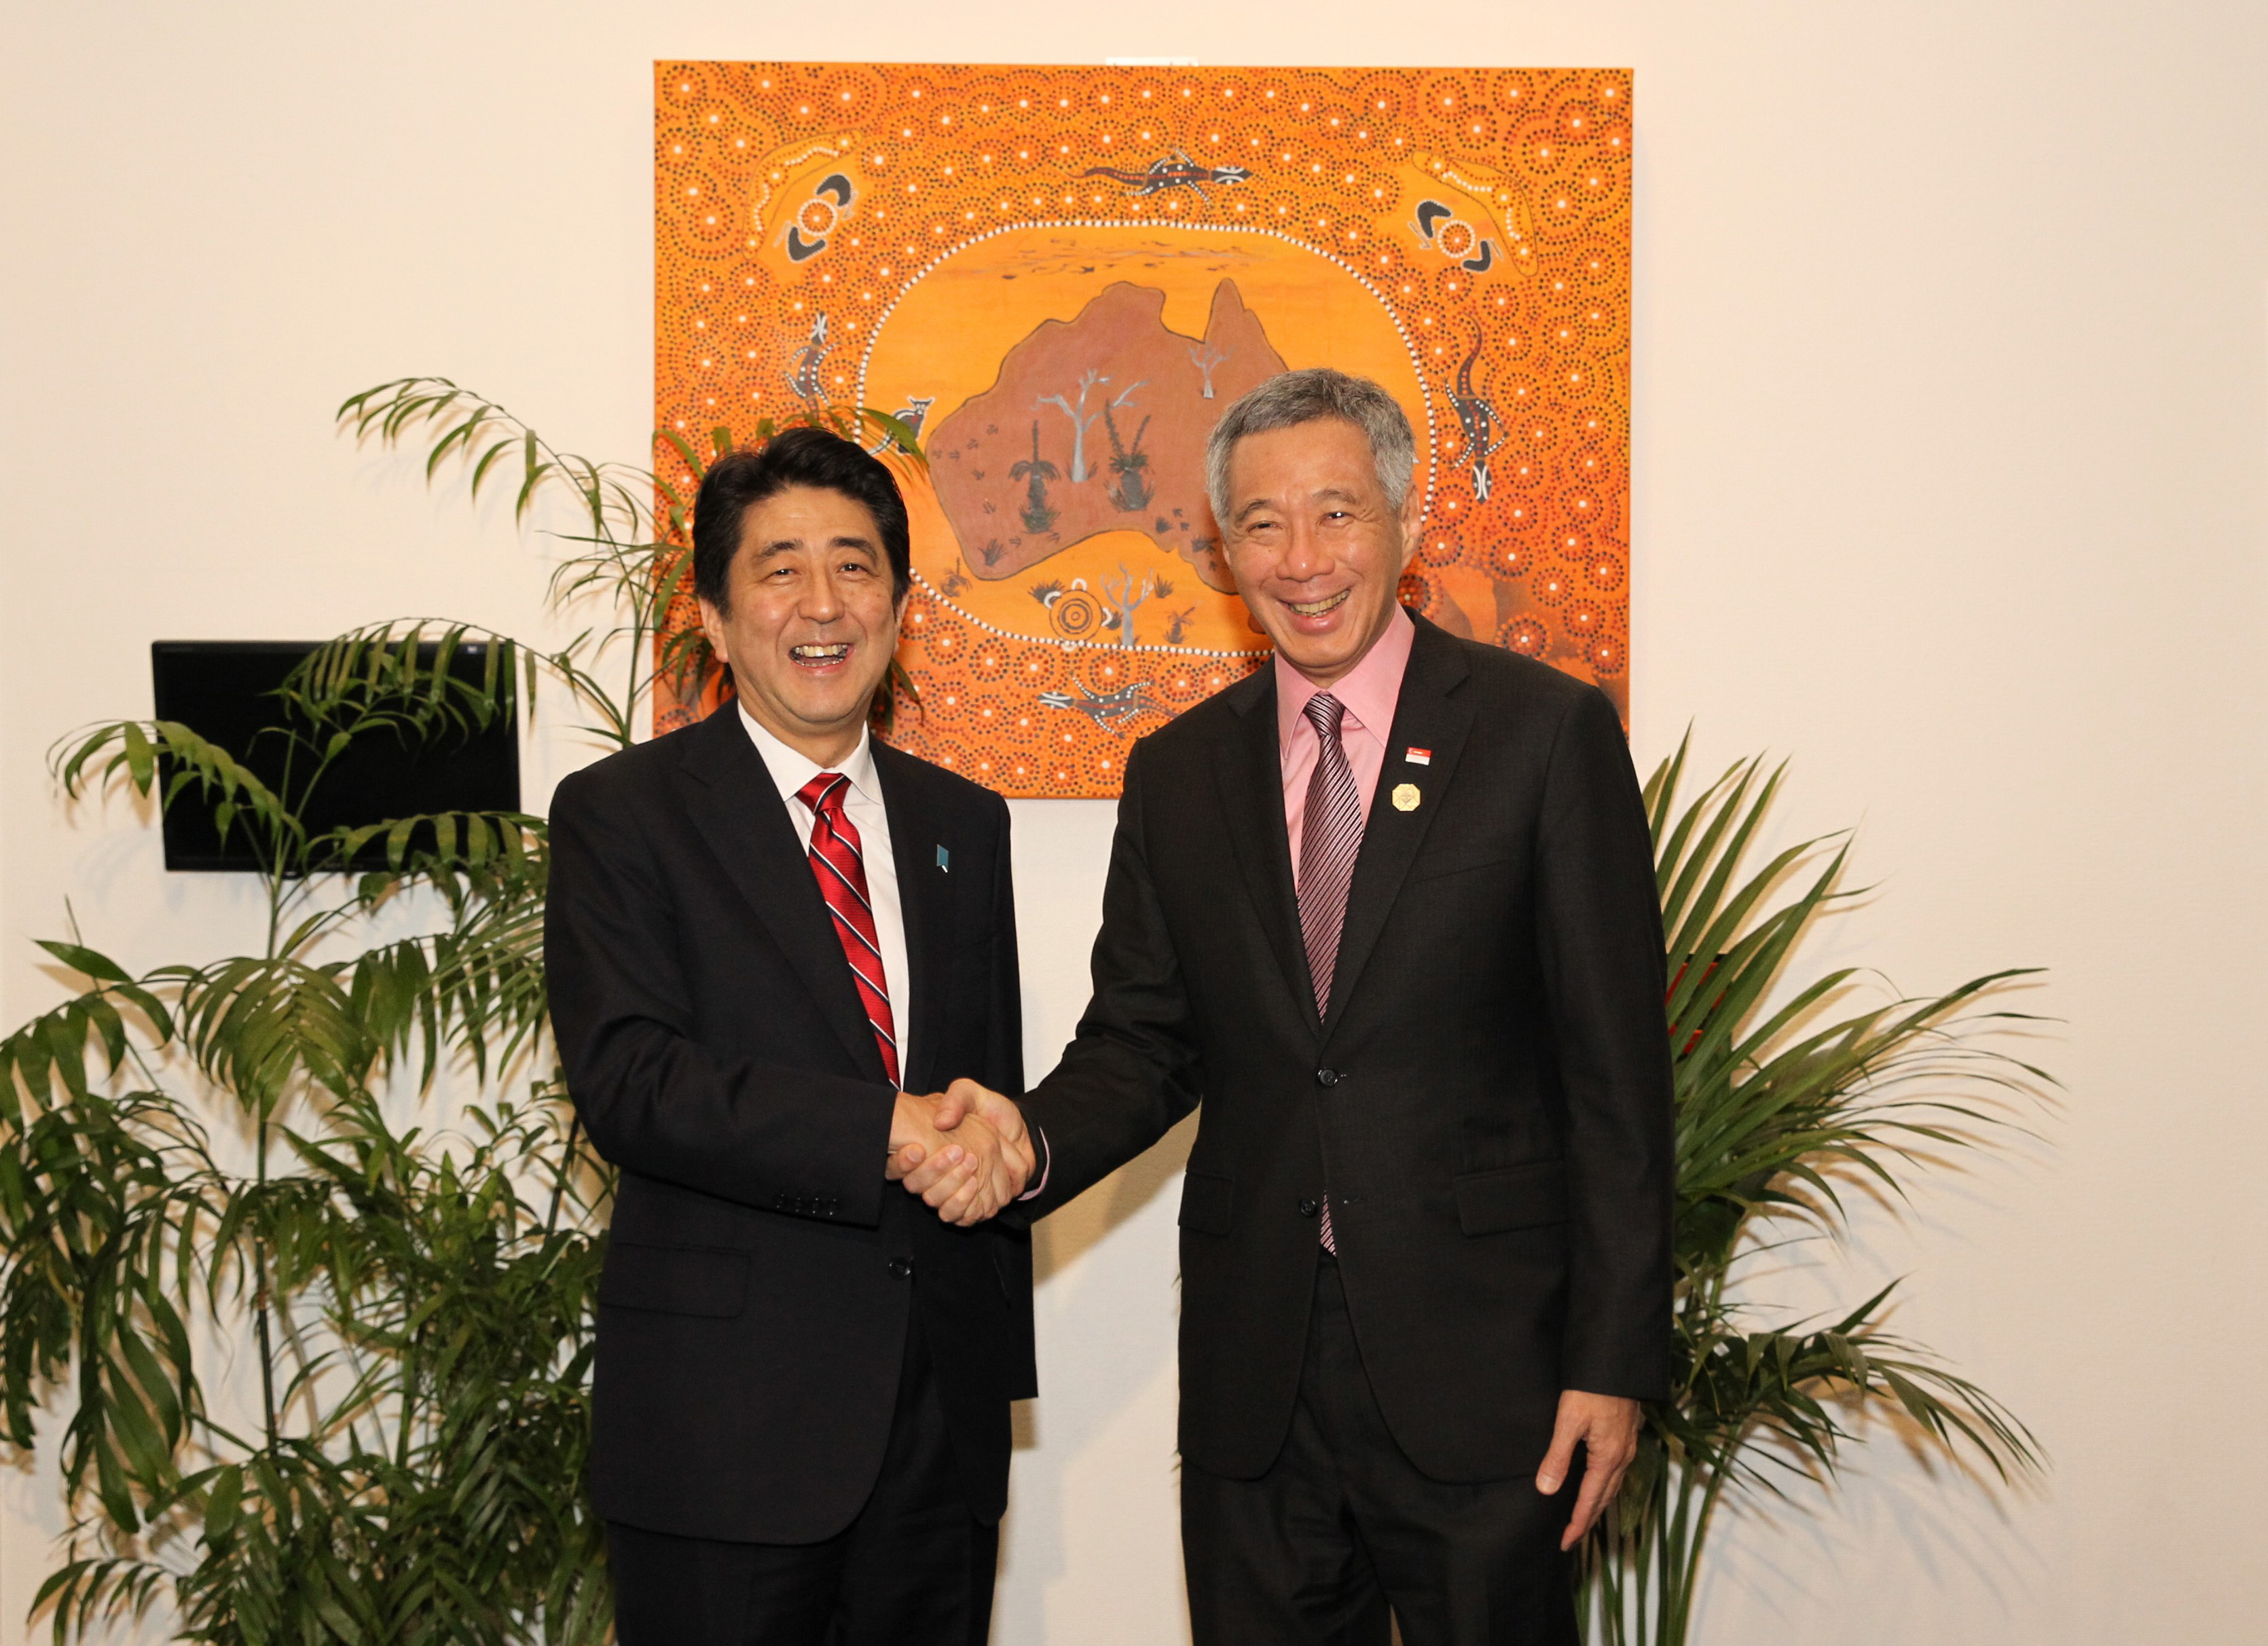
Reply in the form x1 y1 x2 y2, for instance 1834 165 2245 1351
1276 606 1418 882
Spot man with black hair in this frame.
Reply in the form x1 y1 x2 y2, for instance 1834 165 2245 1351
545 426 1039 1645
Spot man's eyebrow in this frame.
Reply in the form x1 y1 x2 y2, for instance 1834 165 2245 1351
1232 498 1279 525
750 532 879 559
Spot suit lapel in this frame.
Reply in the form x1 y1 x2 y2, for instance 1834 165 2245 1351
872 744 952 1096
1323 618 1476 1029
1210 668 1323 1038
675 710 888 1082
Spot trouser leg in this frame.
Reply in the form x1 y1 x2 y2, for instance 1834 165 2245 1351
831 1315 998 1646
606 1520 837 1646
1181 1441 1394 1646
607 1313 998 1646
1180 1258 1579 1646
1307 1263 1581 1646
1181 1256 1393 1646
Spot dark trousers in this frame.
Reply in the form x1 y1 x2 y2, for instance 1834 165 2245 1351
606 1315 998 1646
1182 1258 1581 1646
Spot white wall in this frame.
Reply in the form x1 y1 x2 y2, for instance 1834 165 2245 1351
3 2 2263 1641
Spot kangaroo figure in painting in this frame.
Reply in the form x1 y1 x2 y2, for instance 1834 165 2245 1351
866 395 934 455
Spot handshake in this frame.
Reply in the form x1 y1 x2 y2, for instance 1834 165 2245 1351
886 1079 1032 1226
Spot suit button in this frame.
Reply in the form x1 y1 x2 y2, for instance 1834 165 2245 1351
888 1258 915 1281
1297 1198 1319 1218
1315 1067 1340 1088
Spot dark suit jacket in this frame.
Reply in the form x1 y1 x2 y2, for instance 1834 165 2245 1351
1018 615 1672 1482
545 708 1031 1543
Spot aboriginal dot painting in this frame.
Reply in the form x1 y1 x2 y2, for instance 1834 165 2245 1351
656 63 1632 797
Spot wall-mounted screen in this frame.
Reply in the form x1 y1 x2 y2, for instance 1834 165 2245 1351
149 640 522 873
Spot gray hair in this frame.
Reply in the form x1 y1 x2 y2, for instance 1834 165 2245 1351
1204 367 1418 526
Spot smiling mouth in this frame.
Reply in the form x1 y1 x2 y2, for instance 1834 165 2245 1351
790 642 852 664
1285 590 1351 617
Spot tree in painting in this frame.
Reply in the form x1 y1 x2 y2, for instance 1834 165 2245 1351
1010 421 1059 535
1188 339 1232 399
1103 400 1154 512
1037 371 1143 484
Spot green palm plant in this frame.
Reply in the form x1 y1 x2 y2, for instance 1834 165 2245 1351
0 384 922 1643
1578 740 2047 1645
11 657 602 1645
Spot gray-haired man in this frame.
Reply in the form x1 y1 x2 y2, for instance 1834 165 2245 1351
911 369 1673 1645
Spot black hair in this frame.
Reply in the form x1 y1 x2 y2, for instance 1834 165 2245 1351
691 425 913 611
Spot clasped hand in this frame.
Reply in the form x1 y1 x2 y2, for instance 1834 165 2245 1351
885 1079 1031 1226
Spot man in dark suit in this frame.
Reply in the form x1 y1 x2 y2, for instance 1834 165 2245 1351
545 427 1038 1645
917 370 1673 1645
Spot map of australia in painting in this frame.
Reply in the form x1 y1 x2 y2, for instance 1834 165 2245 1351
926 280 1286 593
857 223 1429 661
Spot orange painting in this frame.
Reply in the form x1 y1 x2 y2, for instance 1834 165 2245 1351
656 62 1632 797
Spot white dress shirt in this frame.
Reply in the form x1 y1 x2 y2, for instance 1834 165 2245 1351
737 706 913 1084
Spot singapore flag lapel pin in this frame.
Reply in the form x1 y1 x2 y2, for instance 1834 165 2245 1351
1404 747 1432 766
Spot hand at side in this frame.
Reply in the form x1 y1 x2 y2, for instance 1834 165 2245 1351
1536 1389 1642 1550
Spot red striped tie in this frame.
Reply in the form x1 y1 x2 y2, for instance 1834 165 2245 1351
794 773 900 1086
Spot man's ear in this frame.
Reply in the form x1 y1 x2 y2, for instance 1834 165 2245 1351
1396 488 1427 571
697 596 730 663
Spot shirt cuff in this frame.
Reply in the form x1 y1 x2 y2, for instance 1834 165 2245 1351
1016 1124 1051 1201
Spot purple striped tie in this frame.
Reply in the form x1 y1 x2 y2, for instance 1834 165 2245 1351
1298 693 1364 1255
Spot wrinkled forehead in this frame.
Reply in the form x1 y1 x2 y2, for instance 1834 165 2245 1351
1224 418 1393 502
737 482 885 551
1226 412 1373 459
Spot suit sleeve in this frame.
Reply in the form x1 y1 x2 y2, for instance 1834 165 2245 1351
1533 687 1676 1400
1009 742 1205 1220
985 793 1026 1103
545 765 896 1226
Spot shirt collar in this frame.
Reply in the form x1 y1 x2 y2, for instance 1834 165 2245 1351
1274 604 1416 750
735 703 882 811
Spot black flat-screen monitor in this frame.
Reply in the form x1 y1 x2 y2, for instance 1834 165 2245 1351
150 640 522 873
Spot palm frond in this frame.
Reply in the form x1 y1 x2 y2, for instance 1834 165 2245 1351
1584 744 2047 1646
